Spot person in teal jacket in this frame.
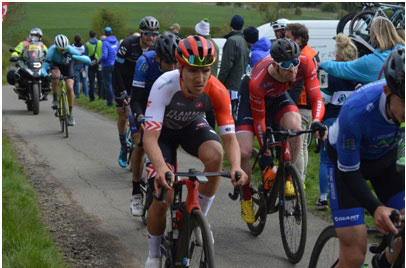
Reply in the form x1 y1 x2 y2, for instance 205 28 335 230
42 34 90 126
321 17 404 84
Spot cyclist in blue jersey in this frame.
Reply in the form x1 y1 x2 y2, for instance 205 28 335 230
42 34 90 126
326 47 405 268
128 32 180 217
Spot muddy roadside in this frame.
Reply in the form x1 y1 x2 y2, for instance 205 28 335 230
3 125 142 268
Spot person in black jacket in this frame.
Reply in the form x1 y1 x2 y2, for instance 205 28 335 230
113 16 160 168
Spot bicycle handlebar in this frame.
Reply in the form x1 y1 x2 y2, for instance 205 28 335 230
369 209 404 254
154 170 241 202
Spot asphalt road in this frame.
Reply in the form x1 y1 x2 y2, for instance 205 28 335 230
3 85 369 268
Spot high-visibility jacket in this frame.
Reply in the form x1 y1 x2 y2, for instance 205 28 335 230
297 45 320 107
11 40 48 57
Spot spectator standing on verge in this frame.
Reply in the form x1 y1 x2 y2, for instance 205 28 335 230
169 23 181 38
243 26 271 69
195 17 219 129
72 34 89 98
218 14 249 118
317 33 361 210
284 23 321 185
195 18 219 77
86 30 103 101
321 17 404 84
99 26 119 106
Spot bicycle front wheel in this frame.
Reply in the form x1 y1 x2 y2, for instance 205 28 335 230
279 164 307 263
349 10 375 40
178 209 215 268
62 93 69 138
308 225 339 268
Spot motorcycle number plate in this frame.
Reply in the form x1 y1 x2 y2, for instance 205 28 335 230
33 62 42 68
28 44 41 51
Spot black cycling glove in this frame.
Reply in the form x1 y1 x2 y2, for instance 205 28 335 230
311 121 328 138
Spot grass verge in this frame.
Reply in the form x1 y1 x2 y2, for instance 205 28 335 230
2 135 68 268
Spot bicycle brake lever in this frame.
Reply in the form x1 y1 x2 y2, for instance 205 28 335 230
154 171 172 203
228 171 242 201
228 187 240 201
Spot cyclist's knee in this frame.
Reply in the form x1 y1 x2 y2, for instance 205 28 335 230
280 111 301 131
337 227 367 266
198 141 223 168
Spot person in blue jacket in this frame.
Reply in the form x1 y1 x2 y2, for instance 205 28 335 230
321 17 404 84
42 34 90 126
99 27 119 106
243 26 271 70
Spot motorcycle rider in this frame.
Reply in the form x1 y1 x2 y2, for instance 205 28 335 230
7 28 49 99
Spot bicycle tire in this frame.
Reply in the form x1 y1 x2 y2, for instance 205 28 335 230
247 185 267 236
279 164 307 264
306 131 313 149
125 128 134 166
62 92 69 138
141 185 152 226
308 225 339 268
337 12 357 34
349 10 375 39
59 93 64 133
176 209 215 268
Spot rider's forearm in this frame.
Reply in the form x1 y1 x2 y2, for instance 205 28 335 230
143 130 167 172
340 169 383 215
222 134 241 169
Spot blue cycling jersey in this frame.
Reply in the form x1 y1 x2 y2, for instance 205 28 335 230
42 44 88 76
329 79 401 172
132 50 162 91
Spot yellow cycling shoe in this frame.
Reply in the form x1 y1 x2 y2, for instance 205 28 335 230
284 180 296 197
240 199 255 224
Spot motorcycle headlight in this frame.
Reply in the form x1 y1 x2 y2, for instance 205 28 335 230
33 62 42 68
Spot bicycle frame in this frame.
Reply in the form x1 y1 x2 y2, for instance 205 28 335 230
253 129 313 213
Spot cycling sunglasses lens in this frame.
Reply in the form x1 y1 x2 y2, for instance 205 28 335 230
280 59 300 69
144 31 159 37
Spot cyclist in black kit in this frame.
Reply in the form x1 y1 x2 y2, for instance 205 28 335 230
113 16 160 168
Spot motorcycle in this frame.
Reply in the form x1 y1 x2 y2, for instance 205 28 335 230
8 44 50 115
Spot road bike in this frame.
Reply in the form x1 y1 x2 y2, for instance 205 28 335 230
53 75 70 138
230 127 314 264
152 169 240 268
308 209 404 268
337 3 405 36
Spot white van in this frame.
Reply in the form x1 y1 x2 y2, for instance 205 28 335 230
257 19 339 63
213 19 339 87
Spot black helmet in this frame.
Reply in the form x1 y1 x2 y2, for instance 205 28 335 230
140 16 160 32
155 31 180 63
384 47 405 99
270 39 301 62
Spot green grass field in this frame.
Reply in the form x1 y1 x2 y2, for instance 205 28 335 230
2 136 68 268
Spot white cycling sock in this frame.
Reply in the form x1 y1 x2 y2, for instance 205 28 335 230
147 232 162 258
198 192 215 216
320 194 328 201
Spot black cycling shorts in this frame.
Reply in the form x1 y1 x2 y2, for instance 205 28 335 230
235 75 298 132
50 61 74 79
146 116 221 182
326 142 405 228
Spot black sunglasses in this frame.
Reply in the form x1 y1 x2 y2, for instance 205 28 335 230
143 31 159 37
